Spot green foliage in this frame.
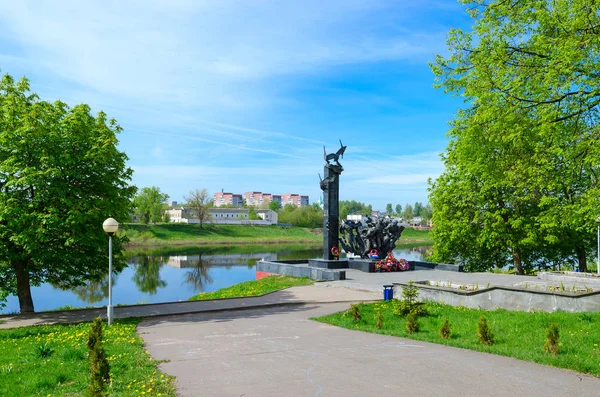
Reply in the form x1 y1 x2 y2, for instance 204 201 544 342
385 203 393 215
184 188 213 228
439 318 452 340
278 204 323 228
395 204 402 215
402 204 413 220
406 312 420 334
35 342 55 359
349 304 362 322
420 204 433 224
394 281 426 317
339 200 373 221
133 186 168 224
413 202 423 217
269 200 281 212
87 317 110 397
0 73 136 313
315 301 600 377
375 309 383 329
544 323 560 356
189 275 313 300
429 0 600 274
0 318 176 396
248 208 261 220
477 316 495 345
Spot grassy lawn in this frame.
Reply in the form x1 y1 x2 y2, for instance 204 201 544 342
399 227 432 244
122 223 431 247
123 223 321 246
189 275 313 301
0 318 176 396
315 301 600 377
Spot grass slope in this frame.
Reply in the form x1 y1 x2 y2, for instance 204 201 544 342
399 228 432 244
123 223 321 246
123 223 431 247
315 301 600 377
0 318 176 396
189 275 313 301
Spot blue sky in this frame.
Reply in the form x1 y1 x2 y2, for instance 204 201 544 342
0 1 472 211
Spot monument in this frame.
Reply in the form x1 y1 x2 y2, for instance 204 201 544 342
309 140 349 269
339 216 405 259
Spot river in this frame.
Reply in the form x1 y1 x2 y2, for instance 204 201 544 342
0 245 430 314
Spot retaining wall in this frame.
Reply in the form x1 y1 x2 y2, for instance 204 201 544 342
257 260 346 281
394 282 600 312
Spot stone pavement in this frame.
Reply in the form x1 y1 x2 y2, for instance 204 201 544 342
139 303 600 397
0 268 545 329
0 284 380 329
322 268 536 292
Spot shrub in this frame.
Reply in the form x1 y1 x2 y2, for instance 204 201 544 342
477 316 495 345
347 304 361 322
87 317 110 397
35 342 54 359
375 310 383 329
544 323 560 355
393 281 426 317
406 312 420 334
439 318 452 339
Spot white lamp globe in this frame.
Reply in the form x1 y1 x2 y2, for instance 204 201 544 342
103 218 119 234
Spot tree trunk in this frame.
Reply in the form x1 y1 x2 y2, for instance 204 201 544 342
13 259 35 313
576 243 588 272
512 248 524 275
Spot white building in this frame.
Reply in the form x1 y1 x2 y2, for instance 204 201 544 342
164 207 278 225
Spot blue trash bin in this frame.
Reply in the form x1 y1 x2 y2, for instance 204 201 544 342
383 284 394 301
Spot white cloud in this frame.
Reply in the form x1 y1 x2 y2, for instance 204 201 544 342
131 151 443 207
0 0 447 111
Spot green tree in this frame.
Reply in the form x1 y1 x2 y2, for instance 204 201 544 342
278 205 323 228
413 202 423 217
87 317 110 396
395 204 402 216
248 208 261 220
385 203 393 215
0 74 135 313
429 0 600 273
339 200 373 219
133 186 168 224
420 203 433 225
184 189 213 228
268 200 280 212
402 204 413 221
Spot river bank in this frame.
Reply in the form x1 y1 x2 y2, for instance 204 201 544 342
122 223 433 247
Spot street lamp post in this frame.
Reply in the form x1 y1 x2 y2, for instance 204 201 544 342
103 218 119 325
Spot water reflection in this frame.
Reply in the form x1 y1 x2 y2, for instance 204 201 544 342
1 244 427 313
183 256 213 293
131 255 167 295
73 277 112 304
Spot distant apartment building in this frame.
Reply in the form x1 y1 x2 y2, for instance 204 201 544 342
214 190 243 207
167 201 178 207
281 193 309 207
244 191 264 206
243 192 283 207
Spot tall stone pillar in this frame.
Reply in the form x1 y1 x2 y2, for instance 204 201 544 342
323 165 340 260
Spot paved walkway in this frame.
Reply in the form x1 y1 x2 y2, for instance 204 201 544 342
0 268 547 329
0 284 379 329
322 268 536 292
139 303 600 397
